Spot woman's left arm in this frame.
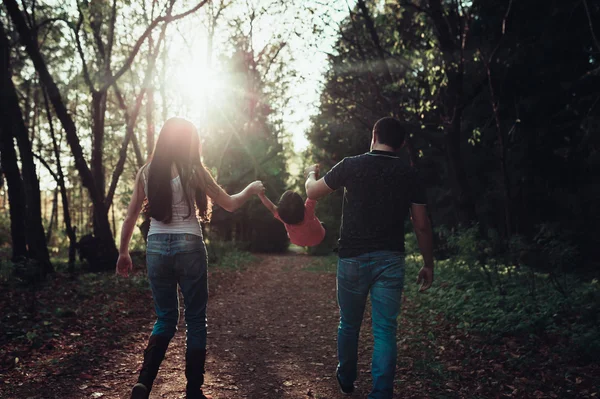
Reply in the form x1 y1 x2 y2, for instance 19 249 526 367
209 180 264 212
116 169 145 277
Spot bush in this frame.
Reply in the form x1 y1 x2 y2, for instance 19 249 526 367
307 192 341 256
246 203 289 252
205 239 256 270
208 199 289 253
406 245 600 362
0 212 13 248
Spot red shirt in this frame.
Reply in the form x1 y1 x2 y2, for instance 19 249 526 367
274 199 326 247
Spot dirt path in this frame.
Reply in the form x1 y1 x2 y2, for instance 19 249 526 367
149 254 343 399
2 254 597 398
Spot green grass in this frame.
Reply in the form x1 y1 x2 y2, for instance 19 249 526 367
206 240 256 270
403 240 600 362
214 249 256 270
303 255 337 273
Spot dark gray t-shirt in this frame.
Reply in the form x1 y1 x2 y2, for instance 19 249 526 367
324 150 427 258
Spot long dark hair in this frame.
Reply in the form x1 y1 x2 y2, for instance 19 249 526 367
144 117 216 223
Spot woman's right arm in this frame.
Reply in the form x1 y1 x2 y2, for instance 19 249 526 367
116 168 145 277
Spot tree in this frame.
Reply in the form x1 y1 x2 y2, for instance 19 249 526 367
201 14 291 251
3 0 210 270
4 0 118 269
306 0 600 270
0 19 52 273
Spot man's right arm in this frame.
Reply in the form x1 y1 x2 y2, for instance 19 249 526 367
306 159 348 200
410 204 434 291
305 164 334 200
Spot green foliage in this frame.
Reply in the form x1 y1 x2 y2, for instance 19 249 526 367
306 192 341 256
245 200 289 253
306 0 600 273
407 249 600 363
0 257 44 287
530 224 580 273
303 255 337 273
205 239 256 270
0 211 12 248
199 33 290 252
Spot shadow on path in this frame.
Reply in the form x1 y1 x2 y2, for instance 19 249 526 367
4 254 597 398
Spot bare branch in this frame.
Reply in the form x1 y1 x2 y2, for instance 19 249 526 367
488 0 513 63
105 20 169 208
399 1 430 16
35 17 69 30
583 0 600 54
112 84 144 167
100 0 210 92
73 11 95 93
105 0 118 74
33 153 58 182
356 0 394 86
261 42 287 78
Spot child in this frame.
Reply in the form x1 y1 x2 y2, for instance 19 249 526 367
258 172 326 247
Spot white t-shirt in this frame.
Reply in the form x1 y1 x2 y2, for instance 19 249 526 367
141 165 203 237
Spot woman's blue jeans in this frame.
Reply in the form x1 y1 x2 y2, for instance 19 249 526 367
146 233 208 350
336 251 405 399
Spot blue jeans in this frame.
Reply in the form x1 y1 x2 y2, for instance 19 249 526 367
336 251 405 399
146 233 208 350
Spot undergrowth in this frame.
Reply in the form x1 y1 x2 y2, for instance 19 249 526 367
404 233 600 363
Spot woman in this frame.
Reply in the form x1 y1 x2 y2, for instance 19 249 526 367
116 117 264 399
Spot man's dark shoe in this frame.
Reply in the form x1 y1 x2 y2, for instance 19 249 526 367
336 372 354 395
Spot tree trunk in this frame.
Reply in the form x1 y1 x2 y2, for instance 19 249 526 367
444 120 477 225
356 0 394 85
43 88 77 272
0 123 28 259
105 22 168 208
46 188 58 243
427 0 478 226
146 35 155 157
146 88 155 156
4 0 118 270
0 19 52 273
91 89 108 237
160 40 168 122
91 91 107 202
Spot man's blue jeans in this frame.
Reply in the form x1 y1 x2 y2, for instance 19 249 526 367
146 234 208 350
336 251 405 399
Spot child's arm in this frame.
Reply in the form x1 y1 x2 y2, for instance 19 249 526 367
258 192 278 215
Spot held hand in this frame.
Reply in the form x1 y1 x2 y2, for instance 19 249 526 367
304 164 320 179
416 266 434 292
248 180 265 195
116 254 133 278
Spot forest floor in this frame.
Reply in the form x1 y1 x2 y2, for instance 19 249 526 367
0 253 598 399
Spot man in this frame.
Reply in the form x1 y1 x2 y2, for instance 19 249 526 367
305 117 434 399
